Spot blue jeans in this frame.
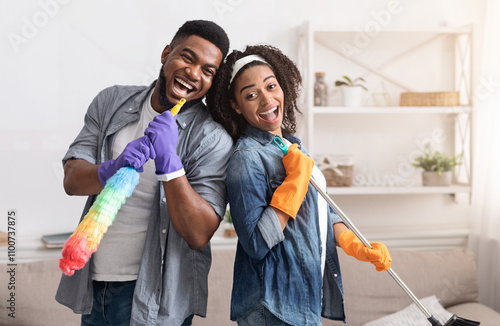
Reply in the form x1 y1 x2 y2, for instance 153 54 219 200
237 305 291 326
81 280 136 326
81 280 194 326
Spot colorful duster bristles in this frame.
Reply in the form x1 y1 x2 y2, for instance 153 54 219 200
59 166 139 276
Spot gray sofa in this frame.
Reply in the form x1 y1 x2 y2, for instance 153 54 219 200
1 248 499 325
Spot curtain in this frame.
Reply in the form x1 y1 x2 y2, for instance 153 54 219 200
468 0 500 312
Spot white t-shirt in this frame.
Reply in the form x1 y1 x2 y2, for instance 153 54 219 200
283 139 328 276
312 165 328 277
92 90 160 281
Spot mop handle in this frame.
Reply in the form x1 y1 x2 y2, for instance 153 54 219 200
308 178 433 319
272 136 434 320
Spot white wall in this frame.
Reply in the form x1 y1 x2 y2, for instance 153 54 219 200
0 0 485 244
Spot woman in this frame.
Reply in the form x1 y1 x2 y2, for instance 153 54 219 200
207 45 392 326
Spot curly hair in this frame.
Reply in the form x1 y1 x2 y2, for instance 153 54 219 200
206 44 302 141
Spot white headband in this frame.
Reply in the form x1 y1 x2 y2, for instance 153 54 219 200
229 54 269 86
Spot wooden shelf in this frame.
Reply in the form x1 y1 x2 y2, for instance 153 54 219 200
0 230 239 264
0 233 63 264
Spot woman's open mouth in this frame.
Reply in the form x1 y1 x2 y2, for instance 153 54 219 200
258 106 280 122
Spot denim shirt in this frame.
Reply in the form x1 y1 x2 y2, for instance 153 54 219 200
55 82 234 325
227 125 346 325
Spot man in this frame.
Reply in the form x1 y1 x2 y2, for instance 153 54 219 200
56 20 233 326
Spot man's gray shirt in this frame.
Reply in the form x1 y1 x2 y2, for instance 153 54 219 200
55 82 233 325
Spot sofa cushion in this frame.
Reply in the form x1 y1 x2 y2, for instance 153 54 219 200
447 302 500 326
0 259 80 326
363 295 453 326
323 248 479 326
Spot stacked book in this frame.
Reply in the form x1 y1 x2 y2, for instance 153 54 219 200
41 232 72 248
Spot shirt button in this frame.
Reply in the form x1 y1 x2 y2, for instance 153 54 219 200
334 273 338 277
128 108 133 112
162 229 167 234
162 197 166 202
182 123 186 128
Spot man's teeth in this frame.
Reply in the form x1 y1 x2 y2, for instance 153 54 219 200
175 78 193 90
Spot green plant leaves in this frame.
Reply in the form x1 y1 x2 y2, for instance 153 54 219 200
412 143 462 175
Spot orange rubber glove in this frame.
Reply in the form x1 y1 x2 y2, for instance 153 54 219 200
270 143 314 219
338 229 392 271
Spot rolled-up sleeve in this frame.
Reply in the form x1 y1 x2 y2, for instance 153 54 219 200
258 206 285 249
227 149 284 260
329 206 343 225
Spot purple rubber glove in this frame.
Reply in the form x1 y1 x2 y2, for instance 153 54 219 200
144 110 184 181
97 136 155 187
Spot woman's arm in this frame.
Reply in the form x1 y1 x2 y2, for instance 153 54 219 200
227 150 285 260
333 222 348 246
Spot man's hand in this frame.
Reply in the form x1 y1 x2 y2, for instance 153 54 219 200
144 111 184 181
97 136 154 187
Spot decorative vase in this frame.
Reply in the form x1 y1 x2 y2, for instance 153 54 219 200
314 72 328 106
422 171 452 186
341 86 363 107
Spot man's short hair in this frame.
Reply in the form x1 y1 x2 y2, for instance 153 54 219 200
171 20 230 58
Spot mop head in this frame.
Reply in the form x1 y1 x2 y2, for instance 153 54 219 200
441 314 480 326
358 294 480 326
59 167 139 276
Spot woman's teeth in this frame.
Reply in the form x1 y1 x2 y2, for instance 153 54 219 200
259 106 279 120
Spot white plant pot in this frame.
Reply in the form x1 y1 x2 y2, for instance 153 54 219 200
341 86 363 107
422 171 452 186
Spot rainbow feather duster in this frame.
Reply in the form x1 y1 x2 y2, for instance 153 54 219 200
59 98 185 276
59 167 139 276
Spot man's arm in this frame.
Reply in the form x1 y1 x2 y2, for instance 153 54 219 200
63 159 102 196
144 109 231 250
64 136 154 196
163 177 221 250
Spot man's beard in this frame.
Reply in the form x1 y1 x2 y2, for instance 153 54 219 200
158 65 175 109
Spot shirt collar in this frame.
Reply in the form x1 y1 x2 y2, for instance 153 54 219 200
243 124 301 148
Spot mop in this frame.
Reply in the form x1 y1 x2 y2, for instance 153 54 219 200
273 136 480 326
59 98 186 276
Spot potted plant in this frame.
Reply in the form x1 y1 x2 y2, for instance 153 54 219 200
335 75 368 107
223 209 236 237
412 143 462 186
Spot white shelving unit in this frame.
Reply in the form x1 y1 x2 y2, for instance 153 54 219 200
297 22 473 198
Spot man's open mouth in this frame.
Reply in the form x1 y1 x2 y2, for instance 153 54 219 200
173 77 194 97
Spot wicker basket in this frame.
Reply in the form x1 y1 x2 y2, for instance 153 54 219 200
400 91 460 106
322 165 354 187
316 156 354 187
